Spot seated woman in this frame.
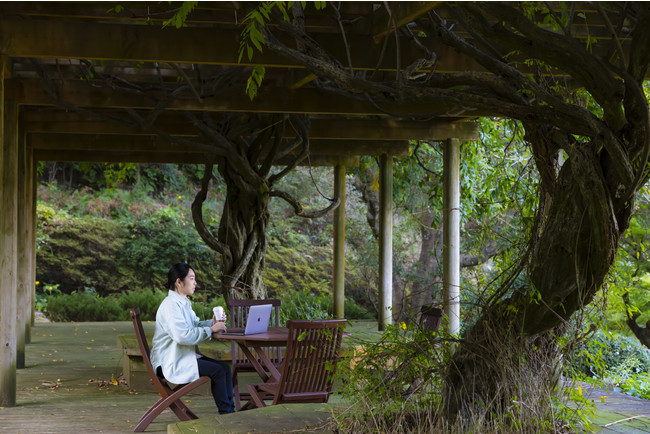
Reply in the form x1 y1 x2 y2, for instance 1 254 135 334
149 262 235 414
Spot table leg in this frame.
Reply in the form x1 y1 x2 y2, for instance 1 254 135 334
237 343 269 382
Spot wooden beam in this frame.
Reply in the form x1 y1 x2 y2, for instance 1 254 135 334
33 148 358 167
29 133 208 153
34 149 209 164
21 111 479 141
8 78 484 118
28 132 412 157
0 18 483 73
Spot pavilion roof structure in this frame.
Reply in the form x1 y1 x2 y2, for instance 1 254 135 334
0 1 488 164
0 2 634 163
1 0 644 412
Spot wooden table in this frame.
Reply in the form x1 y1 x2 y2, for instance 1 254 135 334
213 327 289 384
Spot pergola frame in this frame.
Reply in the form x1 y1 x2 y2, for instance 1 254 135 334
5 1 596 407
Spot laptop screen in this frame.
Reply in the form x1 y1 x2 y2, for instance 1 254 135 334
243 304 272 335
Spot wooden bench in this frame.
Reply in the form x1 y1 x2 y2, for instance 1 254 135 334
117 333 232 392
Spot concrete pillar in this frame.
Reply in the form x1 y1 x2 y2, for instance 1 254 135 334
332 164 346 318
0 61 18 406
443 138 461 337
378 154 393 330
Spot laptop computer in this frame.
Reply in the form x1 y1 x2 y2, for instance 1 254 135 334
222 304 272 336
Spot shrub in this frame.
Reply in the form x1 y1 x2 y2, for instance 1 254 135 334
278 290 373 325
567 329 650 378
45 291 124 321
36 204 131 296
118 289 167 321
118 207 220 295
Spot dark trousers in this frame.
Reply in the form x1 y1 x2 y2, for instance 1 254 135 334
197 356 235 414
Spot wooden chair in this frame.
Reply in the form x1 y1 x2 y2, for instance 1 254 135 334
245 319 347 408
129 308 210 432
226 299 283 410
419 305 443 333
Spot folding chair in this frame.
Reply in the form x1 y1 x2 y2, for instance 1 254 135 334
226 299 282 410
246 319 347 408
129 308 210 432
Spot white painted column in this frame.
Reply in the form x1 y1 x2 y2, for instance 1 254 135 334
332 164 346 318
443 138 460 336
378 154 393 330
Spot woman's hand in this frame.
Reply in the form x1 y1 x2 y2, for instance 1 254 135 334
210 321 227 334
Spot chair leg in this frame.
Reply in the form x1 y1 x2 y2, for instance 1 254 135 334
133 381 205 432
245 384 268 409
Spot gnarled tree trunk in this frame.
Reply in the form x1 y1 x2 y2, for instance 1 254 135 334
257 1 650 422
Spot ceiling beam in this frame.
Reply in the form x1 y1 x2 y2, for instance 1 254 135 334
27 133 411 157
21 110 479 141
0 18 483 73
33 148 360 167
8 78 484 118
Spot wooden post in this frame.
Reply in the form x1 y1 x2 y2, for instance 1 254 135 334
30 145 37 328
378 154 393 330
0 61 18 406
25 140 34 340
443 138 461 337
332 164 346 319
14 112 28 369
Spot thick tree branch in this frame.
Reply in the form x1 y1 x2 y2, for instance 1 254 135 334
270 189 340 218
191 160 230 258
268 114 310 184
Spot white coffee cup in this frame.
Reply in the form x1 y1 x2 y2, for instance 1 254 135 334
213 306 225 322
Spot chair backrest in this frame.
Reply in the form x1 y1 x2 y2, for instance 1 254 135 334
227 299 282 366
419 305 443 333
275 319 347 405
130 308 165 392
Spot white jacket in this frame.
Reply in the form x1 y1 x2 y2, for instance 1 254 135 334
149 290 214 384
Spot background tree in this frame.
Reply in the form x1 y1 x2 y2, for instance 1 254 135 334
34 60 340 300
352 118 534 323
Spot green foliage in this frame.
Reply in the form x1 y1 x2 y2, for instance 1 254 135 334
34 282 62 314
617 372 650 399
37 204 131 295
119 207 221 295
162 1 198 28
238 2 323 99
567 329 650 381
245 66 266 100
551 382 597 433
45 291 125 322
41 285 225 323
334 322 444 431
117 289 167 321
277 290 373 325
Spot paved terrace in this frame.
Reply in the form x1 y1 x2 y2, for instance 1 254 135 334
0 320 649 433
